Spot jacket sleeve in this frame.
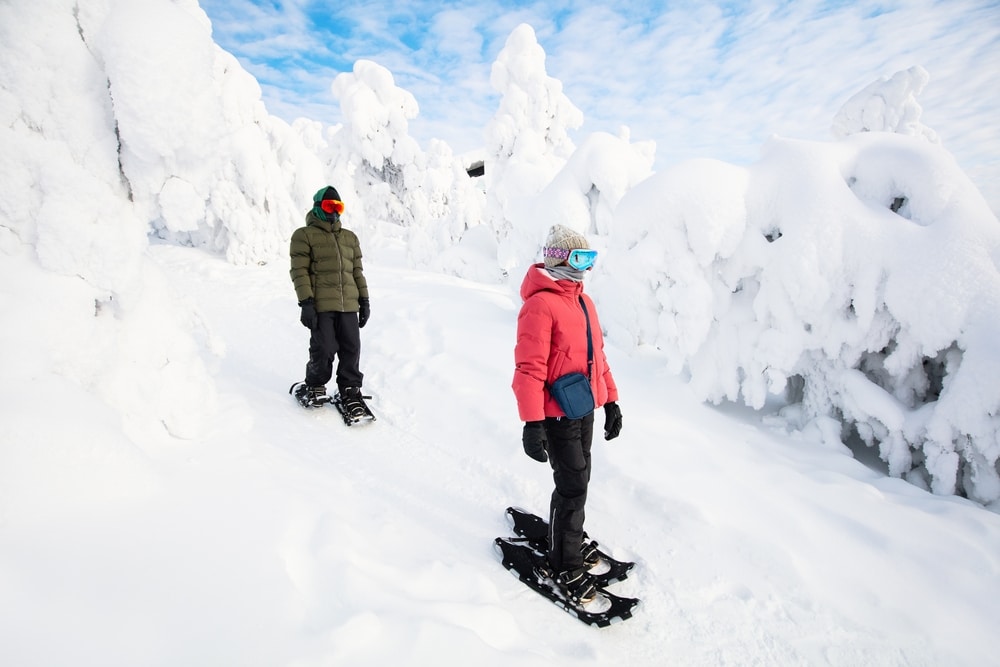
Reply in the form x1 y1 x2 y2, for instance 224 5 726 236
352 234 369 300
600 348 619 404
512 297 552 422
289 228 313 303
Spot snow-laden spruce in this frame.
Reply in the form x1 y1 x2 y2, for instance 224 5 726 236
96 0 324 265
321 59 485 273
831 65 939 143
594 73 1000 503
484 23 584 274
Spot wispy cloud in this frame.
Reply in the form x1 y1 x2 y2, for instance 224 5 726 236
200 0 1000 208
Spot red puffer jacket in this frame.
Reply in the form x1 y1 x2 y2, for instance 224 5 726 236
512 264 618 422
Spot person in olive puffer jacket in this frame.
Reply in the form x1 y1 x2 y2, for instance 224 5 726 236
289 186 371 412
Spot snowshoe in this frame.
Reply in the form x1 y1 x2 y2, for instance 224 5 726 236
494 537 640 626
289 381 328 408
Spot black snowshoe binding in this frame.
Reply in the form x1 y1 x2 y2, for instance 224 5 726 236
332 387 375 425
554 566 598 605
289 381 328 408
581 541 601 569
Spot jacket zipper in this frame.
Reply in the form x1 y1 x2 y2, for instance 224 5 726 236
331 227 346 311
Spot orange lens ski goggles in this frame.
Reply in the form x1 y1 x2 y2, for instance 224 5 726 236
320 199 344 215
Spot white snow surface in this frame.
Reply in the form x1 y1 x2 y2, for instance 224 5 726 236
3 243 1000 666
2 1 1000 665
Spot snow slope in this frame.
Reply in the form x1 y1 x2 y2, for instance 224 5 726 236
2 243 997 666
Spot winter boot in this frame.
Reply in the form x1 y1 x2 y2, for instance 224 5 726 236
581 541 600 569
292 382 328 408
338 386 368 419
555 566 597 605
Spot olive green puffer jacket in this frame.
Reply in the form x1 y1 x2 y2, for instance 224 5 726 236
290 211 369 312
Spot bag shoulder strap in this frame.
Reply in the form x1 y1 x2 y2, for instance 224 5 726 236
579 296 593 379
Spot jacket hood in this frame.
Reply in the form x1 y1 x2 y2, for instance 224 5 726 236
519 263 583 302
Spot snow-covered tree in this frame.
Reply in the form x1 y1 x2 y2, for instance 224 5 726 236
326 60 484 270
832 65 939 143
94 0 322 265
0 0 300 437
596 74 1000 503
505 128 656 272
484 23 584 271
415 139 492 279
328 60 423 232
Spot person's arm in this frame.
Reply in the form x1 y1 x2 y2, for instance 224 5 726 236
352 235 369 300
512 299 552 423
289 228 314 303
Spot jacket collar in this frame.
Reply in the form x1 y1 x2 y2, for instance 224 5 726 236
520 263 584 301
306 209 342 232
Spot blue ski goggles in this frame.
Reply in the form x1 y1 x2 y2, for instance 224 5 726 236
567 248 598 271
543 246 599 270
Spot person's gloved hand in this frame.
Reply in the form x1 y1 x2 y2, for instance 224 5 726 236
359 297 370 328
299 298 316 329
603 402 622 440
522 421 548 462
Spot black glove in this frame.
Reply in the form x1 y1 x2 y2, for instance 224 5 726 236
299 298 316 329
359 297 370 328
603 402 622 440
522 421 548 462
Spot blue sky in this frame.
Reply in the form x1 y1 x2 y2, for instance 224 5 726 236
199 0 1000 208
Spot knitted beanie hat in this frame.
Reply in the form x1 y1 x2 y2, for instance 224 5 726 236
542 224 589 268
313 185 341 204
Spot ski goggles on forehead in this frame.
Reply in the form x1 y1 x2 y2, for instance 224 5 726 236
320 199 344 215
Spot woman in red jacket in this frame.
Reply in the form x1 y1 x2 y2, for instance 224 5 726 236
512 224 623 605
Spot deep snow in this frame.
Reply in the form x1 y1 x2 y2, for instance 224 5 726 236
2 242 998 666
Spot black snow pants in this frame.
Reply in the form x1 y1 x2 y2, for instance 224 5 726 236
543 412 594 572
304 310 363 391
